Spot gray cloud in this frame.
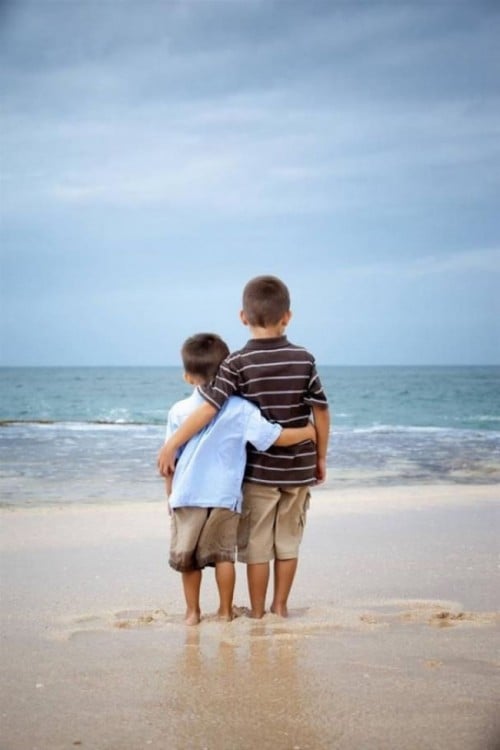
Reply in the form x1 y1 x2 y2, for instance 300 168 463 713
1 0 499 364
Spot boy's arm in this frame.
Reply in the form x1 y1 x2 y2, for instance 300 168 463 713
311 404 330 484
274 422 316 446
157 401 217 476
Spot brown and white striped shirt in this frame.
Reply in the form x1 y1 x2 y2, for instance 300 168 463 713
199 336 329 486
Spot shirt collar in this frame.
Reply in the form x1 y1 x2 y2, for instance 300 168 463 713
245 336 289 350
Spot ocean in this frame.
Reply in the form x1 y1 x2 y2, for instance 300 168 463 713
1 366 499 507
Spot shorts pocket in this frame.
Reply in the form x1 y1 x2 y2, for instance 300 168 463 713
299 491 311 530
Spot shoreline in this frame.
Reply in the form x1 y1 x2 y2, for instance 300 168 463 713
1 483 499 749
1 479 498 518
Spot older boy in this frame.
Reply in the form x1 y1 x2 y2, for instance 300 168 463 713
166 331 316 625
159 277 330 619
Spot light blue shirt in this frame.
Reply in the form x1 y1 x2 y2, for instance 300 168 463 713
165 389 282 512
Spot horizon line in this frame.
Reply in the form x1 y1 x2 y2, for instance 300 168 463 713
1 363 499 369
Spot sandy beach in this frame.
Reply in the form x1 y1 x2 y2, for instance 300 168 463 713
1 484 499 750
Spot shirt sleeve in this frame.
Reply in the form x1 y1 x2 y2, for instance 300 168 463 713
199 356 239 410
244 403 282 452
165 405 182 445
304 361 329 407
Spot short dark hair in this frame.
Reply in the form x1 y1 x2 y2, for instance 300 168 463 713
181 333 230 383
242 275 291 327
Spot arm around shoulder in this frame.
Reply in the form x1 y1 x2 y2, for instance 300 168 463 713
157 401 217 476
274 421 317 446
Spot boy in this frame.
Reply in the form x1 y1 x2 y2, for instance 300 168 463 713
166 331 316 625
159 277 330 619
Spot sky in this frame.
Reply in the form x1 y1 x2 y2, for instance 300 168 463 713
1 0 499 366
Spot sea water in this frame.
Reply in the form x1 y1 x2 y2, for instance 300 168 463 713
1 366 499 506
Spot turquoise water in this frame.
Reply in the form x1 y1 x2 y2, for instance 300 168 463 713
1 366 499 506
2 366 499 430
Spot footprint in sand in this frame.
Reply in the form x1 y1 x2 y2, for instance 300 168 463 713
113 609 169 629
424 659 444 669
59 608 173 639
428 610 500 628
357 600 500 629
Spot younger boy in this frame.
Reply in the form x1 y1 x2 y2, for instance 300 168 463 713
166 332 316 625
159 277 330 619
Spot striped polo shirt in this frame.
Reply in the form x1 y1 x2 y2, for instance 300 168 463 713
199 336 329 486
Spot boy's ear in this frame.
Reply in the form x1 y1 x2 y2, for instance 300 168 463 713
240 309 249 326
282 310 292 326
183 372 195 385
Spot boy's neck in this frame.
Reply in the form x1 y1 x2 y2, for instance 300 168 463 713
248 324 287 339
185 375 210 387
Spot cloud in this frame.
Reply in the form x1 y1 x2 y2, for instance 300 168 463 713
1 0 499 364
2 1 499 223
3 89 498 221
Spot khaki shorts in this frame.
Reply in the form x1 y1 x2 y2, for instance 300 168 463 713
237 483 311 564
169 507 239 572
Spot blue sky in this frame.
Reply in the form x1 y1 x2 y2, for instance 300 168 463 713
1 0 499 366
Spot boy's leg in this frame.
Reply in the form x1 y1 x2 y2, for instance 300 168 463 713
181 569 202 625
196 508 239 620
215 561 235 620
271 558 298 617
169 507 208 625
272 487 311 617
238 484 280 619
246 562 270 619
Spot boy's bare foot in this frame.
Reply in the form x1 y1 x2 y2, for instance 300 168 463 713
216 608 234 622
270 604 288 617
249 608 266 619
184 608 201 626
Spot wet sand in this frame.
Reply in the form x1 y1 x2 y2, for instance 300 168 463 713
1 484 499 749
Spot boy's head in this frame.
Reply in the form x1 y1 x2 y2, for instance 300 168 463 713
181 333 230 385
241 275 291 329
